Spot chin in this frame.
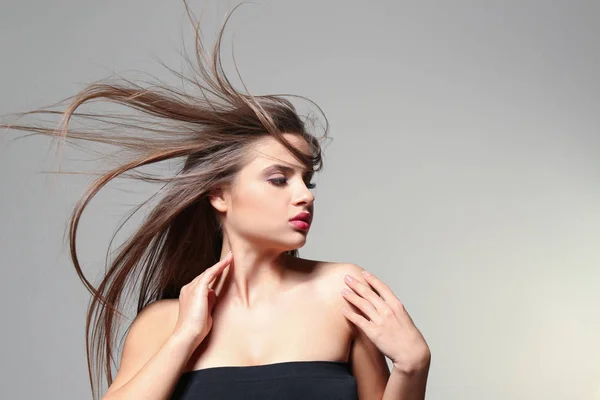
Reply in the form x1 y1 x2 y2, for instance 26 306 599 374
254 234 306 253
282 236 308 251
292 237 308 248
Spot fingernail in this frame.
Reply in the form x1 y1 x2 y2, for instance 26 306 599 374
362 271 371 277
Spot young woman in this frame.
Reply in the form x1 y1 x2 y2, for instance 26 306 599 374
2 2 430 399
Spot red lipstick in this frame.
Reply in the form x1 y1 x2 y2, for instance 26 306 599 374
290 211 312 231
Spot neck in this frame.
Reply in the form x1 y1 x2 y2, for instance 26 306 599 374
216 237 291 309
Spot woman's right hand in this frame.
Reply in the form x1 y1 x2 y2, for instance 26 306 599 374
171 251 233 348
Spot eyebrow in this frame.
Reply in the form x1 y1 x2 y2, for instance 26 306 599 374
262 164 313 175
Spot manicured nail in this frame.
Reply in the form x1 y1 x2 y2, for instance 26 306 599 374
362 271 371 277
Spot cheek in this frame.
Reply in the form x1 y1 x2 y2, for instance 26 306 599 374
231 185 284 228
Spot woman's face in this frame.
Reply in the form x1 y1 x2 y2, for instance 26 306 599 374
212 134 316 252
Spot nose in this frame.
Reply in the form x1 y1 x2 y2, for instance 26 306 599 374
293 182 315 207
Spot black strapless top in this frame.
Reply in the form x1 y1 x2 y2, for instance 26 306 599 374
169 360 358 399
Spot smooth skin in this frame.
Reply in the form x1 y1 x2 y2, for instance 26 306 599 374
102 134 398 399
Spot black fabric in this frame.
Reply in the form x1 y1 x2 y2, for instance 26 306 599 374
170 360 358 399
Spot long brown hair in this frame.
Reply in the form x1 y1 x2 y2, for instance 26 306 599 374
0 1 329 398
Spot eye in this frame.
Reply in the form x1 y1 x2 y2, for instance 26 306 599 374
305 175 317 189
269 177 288 186
268 177 317 189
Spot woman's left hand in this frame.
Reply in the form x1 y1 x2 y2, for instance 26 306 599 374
341 270 431 374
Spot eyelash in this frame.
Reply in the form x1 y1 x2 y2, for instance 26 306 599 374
270 177 316 189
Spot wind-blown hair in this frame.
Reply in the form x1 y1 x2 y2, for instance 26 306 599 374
0 2 329 398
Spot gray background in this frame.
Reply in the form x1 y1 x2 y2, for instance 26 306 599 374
1 1 599 399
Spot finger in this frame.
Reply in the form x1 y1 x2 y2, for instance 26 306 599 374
207 289 217 311
361 271 397 304
345 275 387 314
202 252 233 284
211 252 233 271
342 306 370 331
342 288 378 322
192 252 233 286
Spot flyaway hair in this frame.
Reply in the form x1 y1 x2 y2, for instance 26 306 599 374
0 1 330 398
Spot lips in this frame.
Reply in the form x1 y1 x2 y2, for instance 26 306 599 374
290 220 310 230
290 212 312 223
290 211 312 231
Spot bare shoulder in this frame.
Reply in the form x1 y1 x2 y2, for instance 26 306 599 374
105 299 179 396
122 298 179 357
311 260 391 398
320 261 368 283
293 256 366 281
297 258 369 339
310 259 368 293
301 259 367 295
130 299 179 337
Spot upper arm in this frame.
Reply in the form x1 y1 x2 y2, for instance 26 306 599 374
104 299 179 397
342 263 391 400
350 326 391 400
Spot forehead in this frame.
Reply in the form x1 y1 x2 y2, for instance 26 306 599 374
246 134 311 172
